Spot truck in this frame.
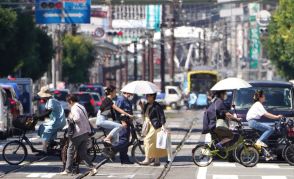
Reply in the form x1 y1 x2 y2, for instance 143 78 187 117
0 78 33 139
156 86 183 109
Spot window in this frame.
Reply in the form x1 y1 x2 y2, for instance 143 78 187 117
234 86 293 110
168 89 177 94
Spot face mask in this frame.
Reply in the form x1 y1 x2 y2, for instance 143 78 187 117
223 94 228 100
128 96 134 101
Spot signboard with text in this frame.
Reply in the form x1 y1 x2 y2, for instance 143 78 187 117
248 3 260 69
35 0 90 24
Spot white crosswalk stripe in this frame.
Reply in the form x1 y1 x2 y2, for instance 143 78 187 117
212 162 236 167
213 175 238 179
26 173 57 178
262 176 288 179
256 163 280 168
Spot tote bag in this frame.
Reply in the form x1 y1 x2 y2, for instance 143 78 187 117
156 129 168 149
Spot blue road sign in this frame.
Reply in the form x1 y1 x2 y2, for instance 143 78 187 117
35 0 90 24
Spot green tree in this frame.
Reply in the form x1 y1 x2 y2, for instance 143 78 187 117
20 28 54 80
0 7 18 76
267 0 294 79
0 7 54 80
62 34 96 83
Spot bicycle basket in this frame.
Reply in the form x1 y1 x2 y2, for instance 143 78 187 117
288 127 294 138
12 115 37 131
287 119 294 138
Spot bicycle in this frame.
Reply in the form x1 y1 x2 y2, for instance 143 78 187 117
192 122 259 167
2 115 66 165
239 117 294 166
82 115 144 164
130 117 145 164
60 126 109 173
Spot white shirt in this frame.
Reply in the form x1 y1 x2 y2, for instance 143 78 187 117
246 101 267 121
69 103 91 138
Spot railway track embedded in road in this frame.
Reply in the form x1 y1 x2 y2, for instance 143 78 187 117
157 117 198 179
0 155 49 178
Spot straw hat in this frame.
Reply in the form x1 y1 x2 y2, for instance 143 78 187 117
37 86 52 98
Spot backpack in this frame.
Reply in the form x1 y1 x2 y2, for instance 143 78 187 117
202 100 217 134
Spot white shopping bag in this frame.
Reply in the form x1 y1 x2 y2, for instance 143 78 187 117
156 130 168 149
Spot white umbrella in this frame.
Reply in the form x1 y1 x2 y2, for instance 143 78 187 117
121 80 160 94
210 77 252 91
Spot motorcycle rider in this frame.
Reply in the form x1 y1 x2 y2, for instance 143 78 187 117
246 90 283 149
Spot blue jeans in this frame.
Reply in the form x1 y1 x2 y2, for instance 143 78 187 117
96 114 122 142
248 119 274 142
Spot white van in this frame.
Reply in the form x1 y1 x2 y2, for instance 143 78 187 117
0 86 9 139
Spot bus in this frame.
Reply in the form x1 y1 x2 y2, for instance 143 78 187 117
186 70 218 107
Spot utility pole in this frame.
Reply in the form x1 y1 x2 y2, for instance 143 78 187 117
169 2 175 85
142 40 146 80
133 41 138 81
160 2 166 92
203 27 207 65
125 47 128 84
150 37 154 82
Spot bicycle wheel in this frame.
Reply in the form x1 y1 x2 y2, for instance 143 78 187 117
131 141 145 164
283 144 294 166
60 139 97 164
87 139 97 162
60 140 68 166
232 143 243 163
2 140 27 165
192 144 213 167
239 146 259 167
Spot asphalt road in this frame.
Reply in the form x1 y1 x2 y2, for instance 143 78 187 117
0 109 293 179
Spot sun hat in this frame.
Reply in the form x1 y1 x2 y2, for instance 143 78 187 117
37 86 52 98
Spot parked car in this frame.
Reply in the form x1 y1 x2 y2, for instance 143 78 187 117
90 92 102 113
0 86 10 139
0 78 33 114
0 84 23 120
78 84 105 98
72 92 97 117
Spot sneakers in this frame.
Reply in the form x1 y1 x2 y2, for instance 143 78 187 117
121 160 134 165
215 143 223 150
87 168 97 176
59 170 70 175
265 155 274 161
255 140 268 148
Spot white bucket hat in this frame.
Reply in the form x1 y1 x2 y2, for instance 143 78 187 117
37 86 52 98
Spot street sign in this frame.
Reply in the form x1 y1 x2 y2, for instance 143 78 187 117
249 2 260 69
35 0 90 24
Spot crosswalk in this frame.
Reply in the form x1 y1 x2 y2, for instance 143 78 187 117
1 160 287 178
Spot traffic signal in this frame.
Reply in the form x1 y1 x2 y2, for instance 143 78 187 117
259 27 268 35
106 31 123 36
40 1 63 10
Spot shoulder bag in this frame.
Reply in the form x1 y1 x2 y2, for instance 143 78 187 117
67 118 75 139
214 101 229 129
